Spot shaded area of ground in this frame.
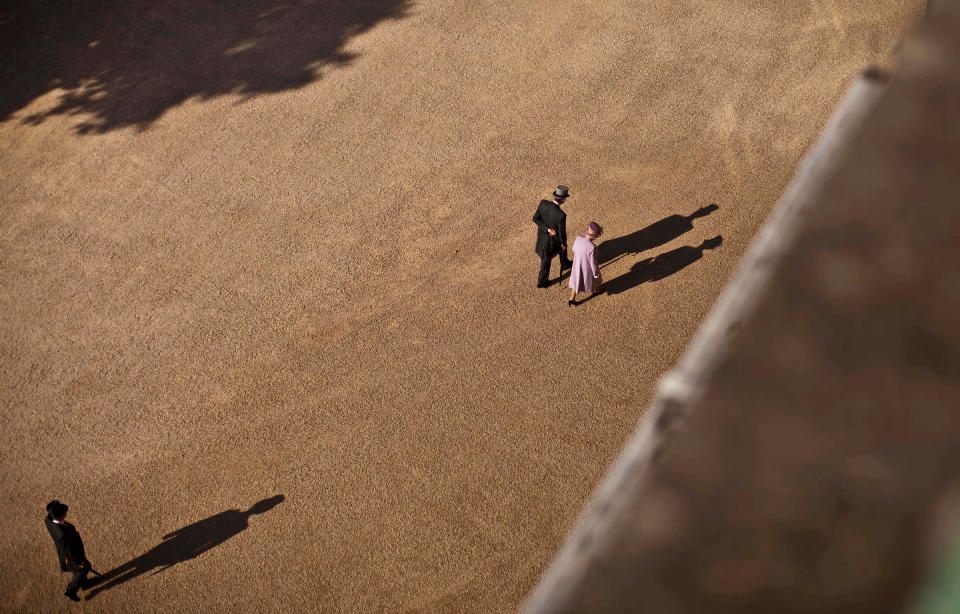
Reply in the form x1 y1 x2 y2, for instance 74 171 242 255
86 495 284 599
598 204 719 268
0 0 409 133
605 235 724 295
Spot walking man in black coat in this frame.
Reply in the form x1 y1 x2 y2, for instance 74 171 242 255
44 500 92 601
533 185 573 287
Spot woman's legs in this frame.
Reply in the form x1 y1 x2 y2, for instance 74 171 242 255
568 288 577 306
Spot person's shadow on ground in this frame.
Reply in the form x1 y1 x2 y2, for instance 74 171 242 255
598 204 719 267
85 494 284 599
604 236 723 295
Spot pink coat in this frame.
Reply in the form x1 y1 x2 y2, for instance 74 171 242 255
568 235 601 293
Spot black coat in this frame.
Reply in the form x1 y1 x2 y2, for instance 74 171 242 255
45 515 87 571
532 200 568 257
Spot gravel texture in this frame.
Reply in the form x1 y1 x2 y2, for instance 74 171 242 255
0 1 924 611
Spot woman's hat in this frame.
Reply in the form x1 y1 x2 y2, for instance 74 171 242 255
586 221 603 238
553 185 570 199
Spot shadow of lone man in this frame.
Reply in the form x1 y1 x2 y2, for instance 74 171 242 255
86 495 284 599
605 236 723 295
598 203 719 267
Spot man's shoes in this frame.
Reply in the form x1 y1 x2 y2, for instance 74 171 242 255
64 589 81 602
537 282 549 288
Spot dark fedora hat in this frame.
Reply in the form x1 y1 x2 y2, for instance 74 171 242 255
46 500 68 517
553 185 570 199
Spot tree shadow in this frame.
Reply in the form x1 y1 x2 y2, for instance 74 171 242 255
85 494 285 599
604 236 723 295
0 0 411 133
597 204 719 267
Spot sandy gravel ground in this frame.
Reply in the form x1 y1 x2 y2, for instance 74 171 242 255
0 1 923 612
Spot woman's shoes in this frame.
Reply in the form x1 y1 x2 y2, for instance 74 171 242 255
568 299 576 307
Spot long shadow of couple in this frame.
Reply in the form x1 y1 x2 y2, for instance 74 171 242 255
86 495 284 599
597 204 723 296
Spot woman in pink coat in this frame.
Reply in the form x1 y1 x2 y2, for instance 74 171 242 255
568 222 603 306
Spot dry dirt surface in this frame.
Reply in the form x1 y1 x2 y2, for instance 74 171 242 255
0 1 924 612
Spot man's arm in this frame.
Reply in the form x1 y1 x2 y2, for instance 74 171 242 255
63 529 88 567
533 203 558 237
559 214 568 251
532 204 547 231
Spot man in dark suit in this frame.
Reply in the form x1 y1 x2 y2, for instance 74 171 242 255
533 185 573 287
44 500 91 601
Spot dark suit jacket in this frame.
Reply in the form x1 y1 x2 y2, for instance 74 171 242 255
532 199 568 257
45 515 87 571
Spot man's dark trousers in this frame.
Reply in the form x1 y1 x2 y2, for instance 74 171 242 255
66 566 89 594
538 251 572 287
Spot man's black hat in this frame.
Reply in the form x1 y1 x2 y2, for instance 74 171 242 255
553 185 570 199
46 500 68 517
